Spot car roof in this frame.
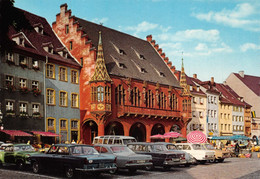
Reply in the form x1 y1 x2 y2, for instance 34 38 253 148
155 142 175 145
53 144 93 147
14 143 31 146
95 135 136 139
127 142 156 145
94 144 126 147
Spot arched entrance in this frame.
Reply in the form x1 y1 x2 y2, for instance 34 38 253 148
129 122 146 142
82 120 98 144
105 121 124 135
151 123 165 135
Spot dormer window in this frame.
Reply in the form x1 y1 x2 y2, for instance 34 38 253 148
119 49 125 55
110 55 126 69
34 23 44 34
140 54 145 60
42 42 54 54
159 72 165 77
197 86 200 92
12 33 27 47
141 68 147 73
131 59 146 73
132 47 145 60
150 64 164 77
57 47 68 58
110 41 126 55
19 37 24 46
190 86 193 91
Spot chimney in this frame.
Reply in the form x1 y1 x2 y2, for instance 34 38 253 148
193 74 197 79
211 77 214 84
161 52 165 59
60 3 68 16
171 66 176 73
157 48 162 55
146 35 152 42
154 44 159 50
239 71 244 78
151 40 156 46
223 81 227 85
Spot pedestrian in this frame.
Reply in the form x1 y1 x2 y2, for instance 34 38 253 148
234 141 240 157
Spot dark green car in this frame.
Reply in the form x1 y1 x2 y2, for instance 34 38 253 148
0 143 39 170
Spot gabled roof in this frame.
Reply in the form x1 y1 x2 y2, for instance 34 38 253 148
7 7 80 68
74 17 180 88
233 73 260 96
215 83 250 107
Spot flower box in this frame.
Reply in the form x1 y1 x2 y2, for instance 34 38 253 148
32 66 40 71
6 84 16 92
32 87 41 96
19 112 28 119
20 63 28 69
6 60 15 65
20 87 30 94
6 110 15 117
32 112 41 118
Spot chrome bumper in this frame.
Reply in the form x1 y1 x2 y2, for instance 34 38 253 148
163 159 187 166
76 166 117 172
125 162 153 167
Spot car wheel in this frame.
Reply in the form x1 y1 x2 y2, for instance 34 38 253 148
128 168 137 174
109 168 117 174
16 160 25 170
209 159 216 163
32 161 40 174
65 166 74 178
145 165 154 171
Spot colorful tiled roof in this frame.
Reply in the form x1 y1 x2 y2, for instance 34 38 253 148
234 73 260 96
73 17 181 88
7 7 80 68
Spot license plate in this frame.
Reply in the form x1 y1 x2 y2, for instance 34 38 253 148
137 160 145 163
172 158 180 162
99 163 104 168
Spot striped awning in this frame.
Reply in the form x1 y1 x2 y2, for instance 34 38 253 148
31 131 60 137
0 130 33 137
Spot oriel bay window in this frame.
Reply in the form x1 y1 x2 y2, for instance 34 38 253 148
97 86 104 102
115 85 125 105
105 86 111 102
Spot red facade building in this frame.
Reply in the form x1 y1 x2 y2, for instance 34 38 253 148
52 4 191 144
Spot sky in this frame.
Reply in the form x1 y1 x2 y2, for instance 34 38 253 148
14 0 260 83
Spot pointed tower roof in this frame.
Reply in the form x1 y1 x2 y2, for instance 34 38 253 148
180 58 191 96
90 31 112 82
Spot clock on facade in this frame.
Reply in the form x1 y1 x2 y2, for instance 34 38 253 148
97 103 105 110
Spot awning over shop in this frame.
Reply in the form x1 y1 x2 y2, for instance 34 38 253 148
31 131 60 137
0 130 33 137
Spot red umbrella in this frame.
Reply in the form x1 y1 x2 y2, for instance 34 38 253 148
187 131 207 143
150 134 164 139
163 132 182 138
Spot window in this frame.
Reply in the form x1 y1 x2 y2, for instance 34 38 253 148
170 93 177 110
228 124 230 131
221 124 223 130
200 98 203 104
97 86 104 102
105 86 111 103
115 85 125 105
7 52 14 62
71 93 79 108
19 103 27 112
69 41 73 50
59 67 67 81
32 59 39 68
71 120 78 129
19 55 26 65
46 64 55 79
5 75 14 86
214 110 216 118
193 97 196 103
65 25 69 34
19 37 24 46
6 101 14 110
199 111 203 118
159 92 166 109
32 81 39 89
59 91 67 107
60 119 67 129
71 70 78 84
192 111 196 117
32 104 39 113
47 89 55 105
146 90 154 108
131 87 140 106
19 78 27 88
225 124 227 131
48 118 55 128
214 97 216 104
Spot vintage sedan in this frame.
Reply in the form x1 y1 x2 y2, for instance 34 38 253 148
0 143 39 169
94 144 152 174
127 142 186 170
156 142 196 166
201 143 230 163
29 144 117 178
175 143 215 164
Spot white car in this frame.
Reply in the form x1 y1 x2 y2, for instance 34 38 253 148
175 143 215 164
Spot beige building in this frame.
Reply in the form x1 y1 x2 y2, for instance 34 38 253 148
226 71 258 139
218 102 233 136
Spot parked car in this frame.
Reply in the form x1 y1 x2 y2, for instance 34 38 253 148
201 143 230 163
0 143 39 169
29 144 117 178
0 141 4 147
175 143 215 164
156 142 196 166
94 144 152 174
93 135 137 145
127 142 186 170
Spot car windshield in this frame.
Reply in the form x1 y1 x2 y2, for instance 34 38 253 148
123 139 136 145
14 145 35 152
110 146 133 153
152 144 168 152
166 144 177 150
203 144 215 150
192 144 203 150
71 146 99 155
